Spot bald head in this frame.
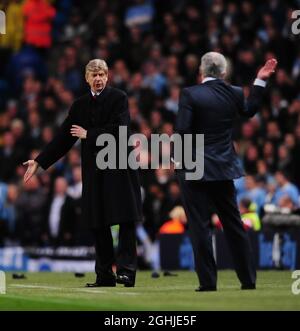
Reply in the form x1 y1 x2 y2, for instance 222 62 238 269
200 52 227 79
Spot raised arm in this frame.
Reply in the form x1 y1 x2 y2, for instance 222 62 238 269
237 58 278 118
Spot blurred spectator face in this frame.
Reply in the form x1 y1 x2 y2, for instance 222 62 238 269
267 177 277 194
131 73 143 89
262 14 273 27
106 28 119 43
44 96 57 111
246 145 258 161
278 195 294 210
140 122 152 139
169 181 180 198
144 62 157 76
59 90 74 107
284 134 295 149
186 6 199 20
7 184 19 203
150 111 162 129
64 46 77 68
227 2 237 14
270 91 282 107
245 176 256 190
263 142 274 157
114 60 127 73
241 1 253 15
42 126 54 144
163 13 174 26
169 206 187 223
105 13 117 28
239 50 255 65
86 69 108 93
278 145 289 160
257 160 268 174
288 100 300 114
28 112 40 128
267 121 280 139
162 122 174 136
129 26 142 41
169 85 180 100
276 69 289 84
185 54 198 71
149 184 164 199
23 77 40 97
128 98 140 120
242 122 255 139
26 99 39 113
6 100 18 118
54 177 68 195
149 44 162 60
167 55 178 69
155 168 169 185
72 166 82 183
239 198 251 214
24 175 40 191
3 131 15 148
11 119 24 139
68 149 81 166
275 171 287 186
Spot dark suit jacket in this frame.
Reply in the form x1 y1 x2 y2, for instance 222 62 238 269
35 86 142 227
176 79 265 181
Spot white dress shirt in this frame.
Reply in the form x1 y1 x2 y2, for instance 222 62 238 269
49 195 66 238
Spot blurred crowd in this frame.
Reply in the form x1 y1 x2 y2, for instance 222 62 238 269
1 0 300 250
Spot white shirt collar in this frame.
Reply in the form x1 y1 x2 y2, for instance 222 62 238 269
91 88 105 96
202 77 217 83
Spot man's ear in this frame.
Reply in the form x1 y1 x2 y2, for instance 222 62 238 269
220 71 226 79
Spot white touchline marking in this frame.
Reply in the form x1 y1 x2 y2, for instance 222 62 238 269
9 284 140 295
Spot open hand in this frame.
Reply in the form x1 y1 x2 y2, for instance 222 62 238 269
23 160 39 183
257 58 278 80
71 125 87 139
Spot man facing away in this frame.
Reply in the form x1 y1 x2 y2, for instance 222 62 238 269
176 52 277 291
23 59 142 288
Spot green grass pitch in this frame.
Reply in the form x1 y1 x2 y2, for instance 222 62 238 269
0 271 299 310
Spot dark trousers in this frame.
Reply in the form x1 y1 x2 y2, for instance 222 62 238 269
177 173 256 288
94 222 137 281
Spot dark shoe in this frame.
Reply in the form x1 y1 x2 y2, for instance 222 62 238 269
151 271 160 278
116 274 135 287
85 279 116 287
241 284 256 290
163 271 178 277
195 286 217 292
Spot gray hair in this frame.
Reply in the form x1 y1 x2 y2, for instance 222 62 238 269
85 59 108 75
200 52 227 78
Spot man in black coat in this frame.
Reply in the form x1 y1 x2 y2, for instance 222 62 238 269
176 52 277 291
24 59 142 287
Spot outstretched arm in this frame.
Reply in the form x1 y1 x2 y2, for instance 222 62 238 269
23 104 78 181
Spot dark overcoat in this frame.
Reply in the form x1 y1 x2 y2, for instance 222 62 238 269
35 86 142 227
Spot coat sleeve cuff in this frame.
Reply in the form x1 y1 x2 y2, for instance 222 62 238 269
254 78 267 88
